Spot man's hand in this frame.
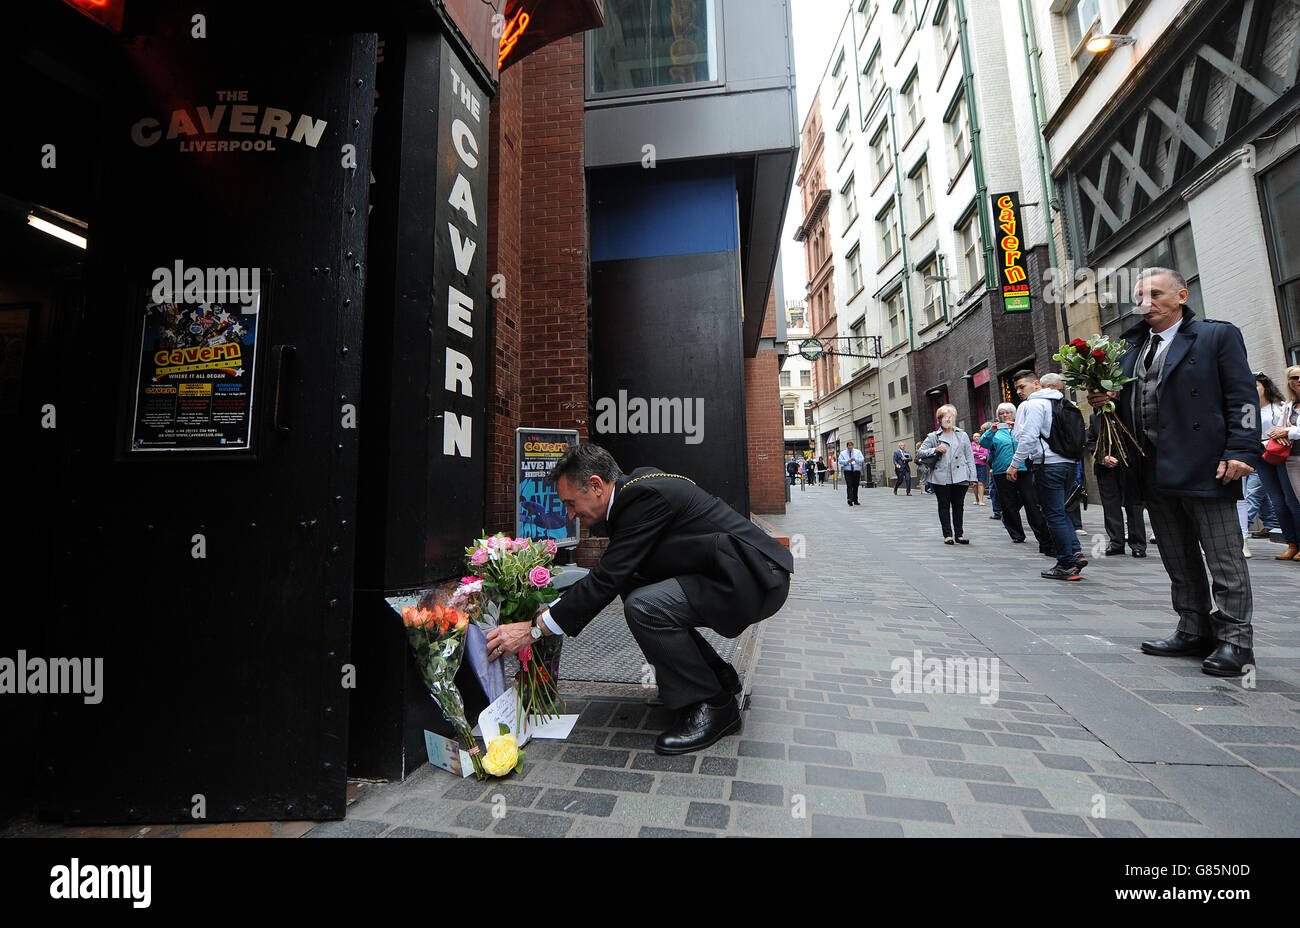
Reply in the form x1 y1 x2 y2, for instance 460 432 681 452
1216 459 1254 483
1102 455 1118 468
485 622 534 661
1086 389 1118 409
1005 465 1018 483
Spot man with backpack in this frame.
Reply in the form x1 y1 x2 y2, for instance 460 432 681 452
1006 370 1088 581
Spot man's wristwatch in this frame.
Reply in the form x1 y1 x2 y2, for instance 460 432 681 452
530 617 543 639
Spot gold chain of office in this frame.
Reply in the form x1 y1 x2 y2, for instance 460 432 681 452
621 472 696 488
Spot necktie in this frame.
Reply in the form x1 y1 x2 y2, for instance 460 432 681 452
1143 335 1159 371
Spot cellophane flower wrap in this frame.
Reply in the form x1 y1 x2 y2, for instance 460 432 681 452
462 533 565 729
1053 334 1143 466
401 599 487 779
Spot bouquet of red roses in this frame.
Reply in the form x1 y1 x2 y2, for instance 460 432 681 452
1053 335 1142 466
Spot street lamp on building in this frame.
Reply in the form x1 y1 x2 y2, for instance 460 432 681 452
1085 33 1136 53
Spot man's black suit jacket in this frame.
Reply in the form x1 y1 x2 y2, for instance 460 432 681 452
549 469 795 639
1114 308 1258 499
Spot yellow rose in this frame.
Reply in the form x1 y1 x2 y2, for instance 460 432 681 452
482 734 520 776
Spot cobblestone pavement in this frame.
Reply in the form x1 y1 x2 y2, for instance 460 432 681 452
303 483 1300 838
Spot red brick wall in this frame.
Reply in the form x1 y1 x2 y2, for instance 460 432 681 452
518 35 588 432
747 283 786 514
486 64 523 536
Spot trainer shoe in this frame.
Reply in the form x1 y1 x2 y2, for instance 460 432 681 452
1041 565 1082 581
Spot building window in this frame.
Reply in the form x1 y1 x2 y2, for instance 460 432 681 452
957 209 984 291
895 0 916 40
946 91 971 177
847 244 864 295
887 380 896 399
1100 224 1203 329
784 405 796 426
800 369 812 387
910 159 933 225
588 0 720 95
1062 0 1100 77
900 375 908 394
900 72 920 138
780 370 791 387
877 199 900 260
886 289 905 346
857 0 877 39
833 48 847 100
918 257 943 327
936 0 958 62
863 47 885 104
836 108 852 162
871 122 893 186
890 410 900 434
805 408 815 426
851 319 867 360
843 175 859 226
1262 152 1300 363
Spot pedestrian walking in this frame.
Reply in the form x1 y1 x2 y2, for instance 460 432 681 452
893 441 912 495
971 429 990 507
917 404 978 544
1266 365 1300 560
1008 370 1087 580
1086 267 1258 676
915 439 935 495
839 441 865 506
816 456 828 485
982 403 1052 548
786 452 799 487
1254 371 1300 560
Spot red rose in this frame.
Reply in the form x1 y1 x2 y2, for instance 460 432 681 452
1092 348 1106 360
1070 339 1088 349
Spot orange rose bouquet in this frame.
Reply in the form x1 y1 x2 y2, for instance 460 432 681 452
401 599 487 779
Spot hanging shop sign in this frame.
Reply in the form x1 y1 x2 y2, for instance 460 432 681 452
990 192 1031 314
128 276 263 454
496 0 606 72
515 428 580 548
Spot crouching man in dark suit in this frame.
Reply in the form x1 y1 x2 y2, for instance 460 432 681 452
486 443 793 754
1086 267 1258 676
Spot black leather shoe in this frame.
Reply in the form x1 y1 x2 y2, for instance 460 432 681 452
1105 546 1124 556
1202 643 1255 677
655 698 742 755
1140 631 1216 657
1131 549 1147 558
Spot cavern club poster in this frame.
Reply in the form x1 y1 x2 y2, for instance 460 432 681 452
128 293 262 454
515 427 579 547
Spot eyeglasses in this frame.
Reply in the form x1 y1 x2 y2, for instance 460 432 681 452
1290 376 1300 381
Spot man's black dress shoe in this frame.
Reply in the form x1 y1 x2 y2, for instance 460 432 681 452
1105 546 1124 556
654 698 742 755
1140 632 1216 657
1131 549 1147 558
1202 643 1255 677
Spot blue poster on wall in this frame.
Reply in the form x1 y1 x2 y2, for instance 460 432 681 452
515 427 579 548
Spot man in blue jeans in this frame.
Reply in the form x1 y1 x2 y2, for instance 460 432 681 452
1007 371 1085 581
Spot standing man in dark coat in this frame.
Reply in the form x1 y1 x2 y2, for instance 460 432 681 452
1086 267 1258 676
486 443 793 754
839 441 865 505
893 441 912 495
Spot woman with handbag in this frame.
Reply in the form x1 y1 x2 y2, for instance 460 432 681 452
917 405 979 545
1264 366 1300 561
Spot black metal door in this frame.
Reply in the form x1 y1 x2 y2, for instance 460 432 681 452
39 33 376 823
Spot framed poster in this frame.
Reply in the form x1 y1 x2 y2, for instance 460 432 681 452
514 427 580 548
127 283 264 455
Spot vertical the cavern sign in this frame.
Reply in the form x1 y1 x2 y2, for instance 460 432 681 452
437 39 487 462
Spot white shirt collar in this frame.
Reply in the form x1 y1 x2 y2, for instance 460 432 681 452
606 483 616 520
1150 316 1183 343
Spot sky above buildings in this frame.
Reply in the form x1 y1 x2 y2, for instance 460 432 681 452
780 0 846 309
